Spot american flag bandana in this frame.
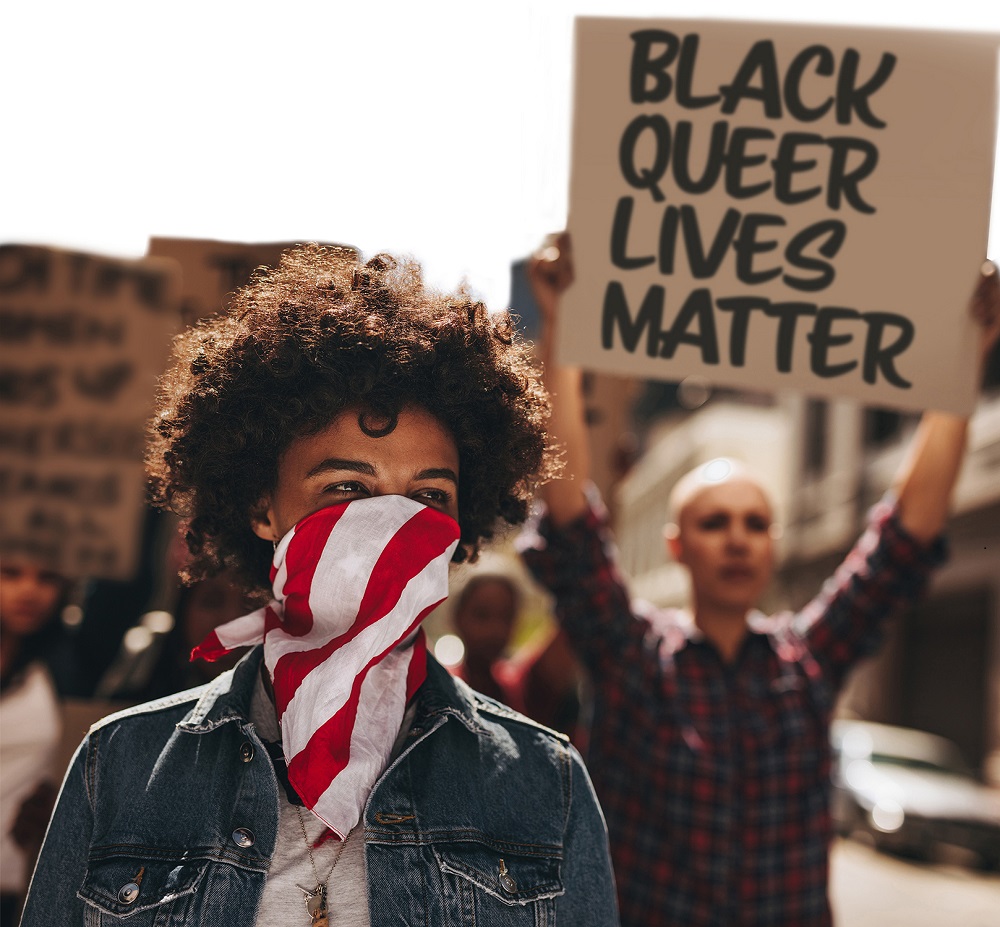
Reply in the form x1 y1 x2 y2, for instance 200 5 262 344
191 495 461 838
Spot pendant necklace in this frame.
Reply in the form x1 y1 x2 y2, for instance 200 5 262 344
295 805 348 927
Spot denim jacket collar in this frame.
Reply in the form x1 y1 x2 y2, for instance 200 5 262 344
176 648 261 733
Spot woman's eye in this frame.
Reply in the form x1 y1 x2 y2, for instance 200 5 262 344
699 515 726 530
414 488 451 507
324 481 369 497
747 516 770 533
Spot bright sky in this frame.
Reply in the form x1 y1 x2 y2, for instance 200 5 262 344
3 0 999 308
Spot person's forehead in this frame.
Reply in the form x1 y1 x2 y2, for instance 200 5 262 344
681 477 772 517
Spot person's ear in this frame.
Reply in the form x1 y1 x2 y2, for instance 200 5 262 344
250 500 279 543
664 522 684 562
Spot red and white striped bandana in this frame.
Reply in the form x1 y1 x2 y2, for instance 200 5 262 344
191 495 461 838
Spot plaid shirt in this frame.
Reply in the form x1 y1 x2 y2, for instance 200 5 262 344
518 493 946 927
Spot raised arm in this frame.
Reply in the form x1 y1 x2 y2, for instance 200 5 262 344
519 234 643 677
528 232 591 526
792 262 999 686
893 261 1000 542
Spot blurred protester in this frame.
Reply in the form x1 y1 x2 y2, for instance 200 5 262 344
449 557 583 741
90 531 259 702
21 245 618 926
518 233 1000 927
139 570 257 699
0 559 68 925
450 562 525 709
73 508 168 696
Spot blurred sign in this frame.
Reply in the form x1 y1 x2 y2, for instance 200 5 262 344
148 236 359 324
564 18 998 414
0 246 182 579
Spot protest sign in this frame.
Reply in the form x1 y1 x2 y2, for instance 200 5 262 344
148 237 359 323
0 246 182 579
564 18 998 414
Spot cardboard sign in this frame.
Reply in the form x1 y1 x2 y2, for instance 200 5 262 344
148 237 359 324
0 246 182 579
564 18 999 414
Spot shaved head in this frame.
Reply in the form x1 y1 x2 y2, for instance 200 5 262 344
667 458 773 530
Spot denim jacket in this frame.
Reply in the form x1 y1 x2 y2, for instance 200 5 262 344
21 649 619 926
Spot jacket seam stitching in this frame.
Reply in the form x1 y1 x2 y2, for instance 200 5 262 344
561 744 572 835
86 729 100 811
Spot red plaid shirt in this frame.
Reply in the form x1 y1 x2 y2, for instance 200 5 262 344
518 494 945 927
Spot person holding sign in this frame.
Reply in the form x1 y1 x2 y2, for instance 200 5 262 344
517 233 1000 927
21 245 619 927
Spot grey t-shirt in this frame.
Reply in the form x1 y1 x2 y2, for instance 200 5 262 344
251 673 415 926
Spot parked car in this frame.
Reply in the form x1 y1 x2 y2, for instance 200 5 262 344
831 719 1000 869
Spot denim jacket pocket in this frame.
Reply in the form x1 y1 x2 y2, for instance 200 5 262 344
434 842 564 925
78 853 207 923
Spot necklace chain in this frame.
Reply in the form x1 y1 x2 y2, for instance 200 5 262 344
295 805 347 925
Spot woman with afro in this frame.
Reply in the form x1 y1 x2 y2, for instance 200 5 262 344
22 245 619 927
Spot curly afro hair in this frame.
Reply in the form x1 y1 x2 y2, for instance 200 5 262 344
146 244 554 595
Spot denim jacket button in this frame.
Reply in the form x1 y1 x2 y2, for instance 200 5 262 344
232 827 255 848
118 882 140 904
239 741 254 762
498 859 517 893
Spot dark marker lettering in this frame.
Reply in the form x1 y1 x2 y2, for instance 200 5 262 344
719 40 783 118
134 270 170 312
675 34 722 108
680 206 742 278
658 206 680 274
733 213 785 285
610 197 656 270
836 49 896 128
771 132 824 205
0 246 50 293
659 287 720 363
765 301 819 372
672 120 727 194
861 312 913 387
629 30 681 103
784 45 836 121
724 127 775 199
717 296 770 366
94 262 127 300
602 281 665 356
73 362 134 402
619 114 671 202
783 220 847 292
809 306 860 377
0 366 60 408
826 137 879 213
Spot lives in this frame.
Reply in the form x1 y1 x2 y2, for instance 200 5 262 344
611 196 846 292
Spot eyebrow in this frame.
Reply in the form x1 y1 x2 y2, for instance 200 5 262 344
415 467 459 485
305 458 458 485
306 458 377 478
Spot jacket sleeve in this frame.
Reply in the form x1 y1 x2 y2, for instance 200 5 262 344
517 489 647 686
790 495 947 690
555 744 620 925
19 733 94 926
